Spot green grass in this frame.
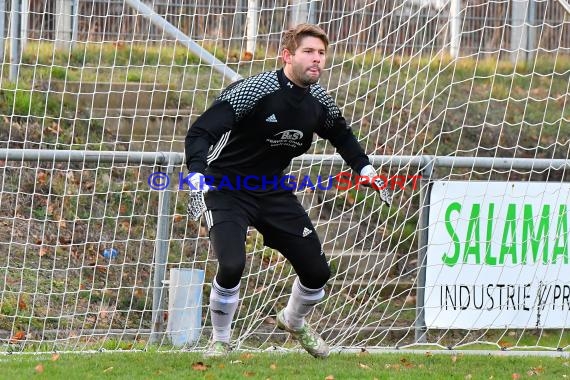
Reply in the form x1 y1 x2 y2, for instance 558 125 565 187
1 351 569 379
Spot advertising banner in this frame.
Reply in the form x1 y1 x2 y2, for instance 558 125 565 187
425 181 570 328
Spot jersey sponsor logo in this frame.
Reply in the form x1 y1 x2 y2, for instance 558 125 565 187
274 130 303 140
302 227 313 237
266 129 304 148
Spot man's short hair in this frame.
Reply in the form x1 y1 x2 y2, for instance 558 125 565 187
281 23 329 53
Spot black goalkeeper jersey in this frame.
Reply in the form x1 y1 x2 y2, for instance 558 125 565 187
185 68 370 188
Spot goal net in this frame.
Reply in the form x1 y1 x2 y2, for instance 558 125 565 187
1 0 569 353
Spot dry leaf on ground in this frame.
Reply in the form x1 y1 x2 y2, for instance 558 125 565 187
192 362 209 371
35 364 44 373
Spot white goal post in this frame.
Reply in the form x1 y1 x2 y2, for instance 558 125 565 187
1 0 570 353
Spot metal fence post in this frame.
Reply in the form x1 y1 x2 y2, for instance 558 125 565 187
290 0 309 27
511 0 537 64
415 155 435 343
55 0 73 50
449 0 461 58
246 0 259 55
150 160 174 344
9 0 21 82
71 0 79 46
527 0 537 62
0 0 5 62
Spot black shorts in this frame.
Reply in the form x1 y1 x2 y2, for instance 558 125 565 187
203 189 330 289
203 188 319 249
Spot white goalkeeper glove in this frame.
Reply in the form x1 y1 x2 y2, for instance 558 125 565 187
187 173 213 221
359 165 392 206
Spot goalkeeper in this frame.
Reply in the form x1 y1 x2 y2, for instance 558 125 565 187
185 23 391 358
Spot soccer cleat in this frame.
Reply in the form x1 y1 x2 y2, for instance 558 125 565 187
276 310 330 358
204 341 231 357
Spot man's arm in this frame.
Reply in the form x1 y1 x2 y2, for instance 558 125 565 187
310 85 369 172
313 89 392 206
185 101 235 220
318 118 392 206
185 100 234 173
315 115 370 174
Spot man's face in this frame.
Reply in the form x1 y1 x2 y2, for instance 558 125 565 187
283 36 326 87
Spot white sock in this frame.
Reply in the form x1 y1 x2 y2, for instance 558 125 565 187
283 277 325 330
209 279 240 343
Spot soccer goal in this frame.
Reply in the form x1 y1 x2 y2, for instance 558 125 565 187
1 0 570 353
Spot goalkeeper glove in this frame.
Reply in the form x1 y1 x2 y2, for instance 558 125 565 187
187 173 213 221
359 165 392 206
